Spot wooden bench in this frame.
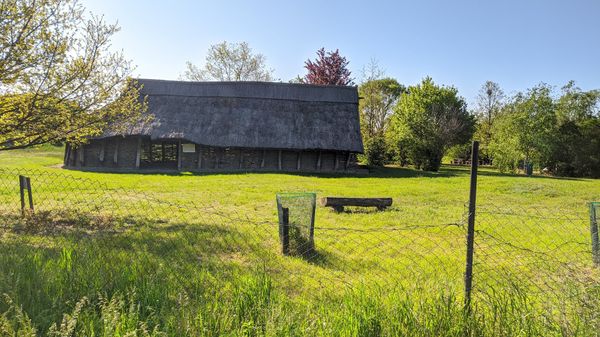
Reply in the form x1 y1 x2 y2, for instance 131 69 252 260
319 197 393 212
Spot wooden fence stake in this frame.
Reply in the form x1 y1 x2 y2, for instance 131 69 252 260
26 177 33 212
19 175 26 215
19 175 34 215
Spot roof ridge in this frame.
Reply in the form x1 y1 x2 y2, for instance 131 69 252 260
135 78 358 90
136 78 359 104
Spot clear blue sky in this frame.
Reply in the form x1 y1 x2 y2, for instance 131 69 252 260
83 0 599 106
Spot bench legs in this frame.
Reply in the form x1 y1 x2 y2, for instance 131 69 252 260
333 206 344 213
329 205 389 212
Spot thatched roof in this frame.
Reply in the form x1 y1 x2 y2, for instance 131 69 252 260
106 79 363 153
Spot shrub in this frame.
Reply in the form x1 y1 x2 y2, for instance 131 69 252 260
363 135 389 167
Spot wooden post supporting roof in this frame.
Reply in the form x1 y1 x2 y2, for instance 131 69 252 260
316 151 322 171
78 145 85 167
345 152 351 170
296 152 301 170
177 140 182 170
215 147 225 169
260 150 266 168
239 148 244 169
99 140 105 162
278 150 282 170
135 137 142 169
197 146 202 169
334 152 339 170
113 137 119 164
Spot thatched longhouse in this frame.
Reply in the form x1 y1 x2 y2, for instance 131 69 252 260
64 79 364 173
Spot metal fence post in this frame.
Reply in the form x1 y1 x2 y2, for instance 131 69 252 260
281 207 290 256
309 194 316 252
591 202 599 266
464 141 479 312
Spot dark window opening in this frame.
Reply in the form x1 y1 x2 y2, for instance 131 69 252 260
140 139 178 168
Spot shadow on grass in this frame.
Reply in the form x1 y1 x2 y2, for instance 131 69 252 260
65 164 466 179
0 210 349 278
321 205 409 214
474 169 585 181
69 163 584 181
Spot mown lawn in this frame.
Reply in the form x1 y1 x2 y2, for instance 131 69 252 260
0 145 599 336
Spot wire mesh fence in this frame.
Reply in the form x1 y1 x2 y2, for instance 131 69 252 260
473 203 600 312
0 168 469 293
0 169 468 292
0 167 599 334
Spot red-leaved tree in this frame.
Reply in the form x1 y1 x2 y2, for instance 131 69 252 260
303 48 354 86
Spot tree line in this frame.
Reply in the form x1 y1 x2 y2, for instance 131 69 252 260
359 67 600 178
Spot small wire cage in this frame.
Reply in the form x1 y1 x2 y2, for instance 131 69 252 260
276 193 316 257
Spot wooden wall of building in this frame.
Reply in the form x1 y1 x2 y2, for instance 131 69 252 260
65 137 360 173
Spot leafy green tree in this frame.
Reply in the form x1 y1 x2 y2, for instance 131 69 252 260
358 79 404 166
490 82 600 177
548 120 594 176
358 59 404 166
473 81 505 163
182 41 275 81
547 82 600 177
489 84 557 172
356 61 405 166
445 143 472 163
359 78 405 139
555 81 599 123
389 77 475 171
0 0 146 151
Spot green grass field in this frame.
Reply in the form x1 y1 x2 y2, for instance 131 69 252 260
0 145 599 336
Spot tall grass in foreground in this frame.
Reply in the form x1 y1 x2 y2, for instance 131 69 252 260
1 246 598 337
0 210 597 336
1 279 598 336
